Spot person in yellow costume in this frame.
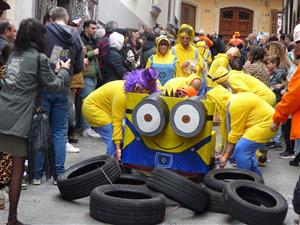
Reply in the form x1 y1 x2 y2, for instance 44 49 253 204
82 68 159 160
207 47 240 88
206 85 275 175
146 36 179 85
196 41 212 65
211 66 276 106
172 24 204 77
162 73 205 98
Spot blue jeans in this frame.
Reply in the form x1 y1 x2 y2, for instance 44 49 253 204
35 91 69 179
272 127 281 144
68 90 76 128
295 139 300 155
230 138 265 176
93 124 115 156
80 77 97 130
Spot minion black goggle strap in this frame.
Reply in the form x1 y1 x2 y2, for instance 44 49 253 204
128 93 213 138
207 72 229 82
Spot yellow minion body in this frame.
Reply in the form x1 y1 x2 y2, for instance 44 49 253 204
122 92 216 175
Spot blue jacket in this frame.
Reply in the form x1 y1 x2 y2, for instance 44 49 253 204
293 175 300 214
45 22 83 76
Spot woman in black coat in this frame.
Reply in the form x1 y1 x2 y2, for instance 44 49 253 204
0 18 70 225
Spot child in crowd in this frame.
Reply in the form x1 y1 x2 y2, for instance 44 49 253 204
265 56 287 150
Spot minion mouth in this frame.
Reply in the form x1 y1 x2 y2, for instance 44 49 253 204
153 140 184 150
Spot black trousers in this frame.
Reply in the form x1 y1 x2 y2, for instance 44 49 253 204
281 119 294 152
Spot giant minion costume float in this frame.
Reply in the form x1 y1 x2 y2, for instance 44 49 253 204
122 83 216 175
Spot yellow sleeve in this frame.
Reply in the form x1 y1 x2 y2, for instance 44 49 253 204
195 54 204 74
227 102 248 144
111 93 126 144
174 58 185 77
146 58 151 68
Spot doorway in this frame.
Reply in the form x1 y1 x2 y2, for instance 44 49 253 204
181 2 196 29
219 7 253 42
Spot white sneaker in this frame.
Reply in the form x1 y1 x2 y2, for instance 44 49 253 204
31 179 41 185
82 128 101 138
66 142 80 153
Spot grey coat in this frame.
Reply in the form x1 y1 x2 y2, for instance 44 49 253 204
0 48 70 139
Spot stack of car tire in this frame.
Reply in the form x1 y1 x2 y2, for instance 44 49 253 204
203 168 288 225
56 155 288 225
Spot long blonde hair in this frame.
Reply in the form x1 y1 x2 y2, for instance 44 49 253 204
267 41 288 69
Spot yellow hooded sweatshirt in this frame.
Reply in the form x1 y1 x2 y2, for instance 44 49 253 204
227 70 276 106
207 85 275 144
82 80 126 144
163 73 201 96
146 37 178 85
207 53 229 88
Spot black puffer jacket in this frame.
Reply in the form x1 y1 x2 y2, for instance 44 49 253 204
293 175 300 214
139 41 156 69
103 47 125 83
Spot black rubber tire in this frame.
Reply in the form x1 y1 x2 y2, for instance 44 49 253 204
201 184 226 214
90 184 166 225
222 180 288 225
204 168 264 192
114 174 147 185
57 155 121 200
146 168 209 213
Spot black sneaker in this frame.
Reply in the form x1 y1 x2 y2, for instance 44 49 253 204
279 151 295 159
290 160 299 166
265 141 276 147
267 142 282 149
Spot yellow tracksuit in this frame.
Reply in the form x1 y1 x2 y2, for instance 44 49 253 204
172 43 204 77
82 80 126 144
228 70 276 106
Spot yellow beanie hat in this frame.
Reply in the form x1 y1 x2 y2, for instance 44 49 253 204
209 67 229 84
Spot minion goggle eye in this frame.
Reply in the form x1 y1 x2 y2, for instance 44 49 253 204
170 97 207 138
132 93 169 137
132 94 207 138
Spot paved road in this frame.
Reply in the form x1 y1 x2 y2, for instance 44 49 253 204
0 134 299 225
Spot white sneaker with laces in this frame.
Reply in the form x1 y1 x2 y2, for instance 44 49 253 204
66 142 80 153
31 179 41 185
82 128 101 138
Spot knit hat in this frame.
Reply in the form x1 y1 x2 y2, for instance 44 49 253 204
209 67 229 84
294 24 300 43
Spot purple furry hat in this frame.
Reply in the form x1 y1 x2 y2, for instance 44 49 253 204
124 68 160 94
